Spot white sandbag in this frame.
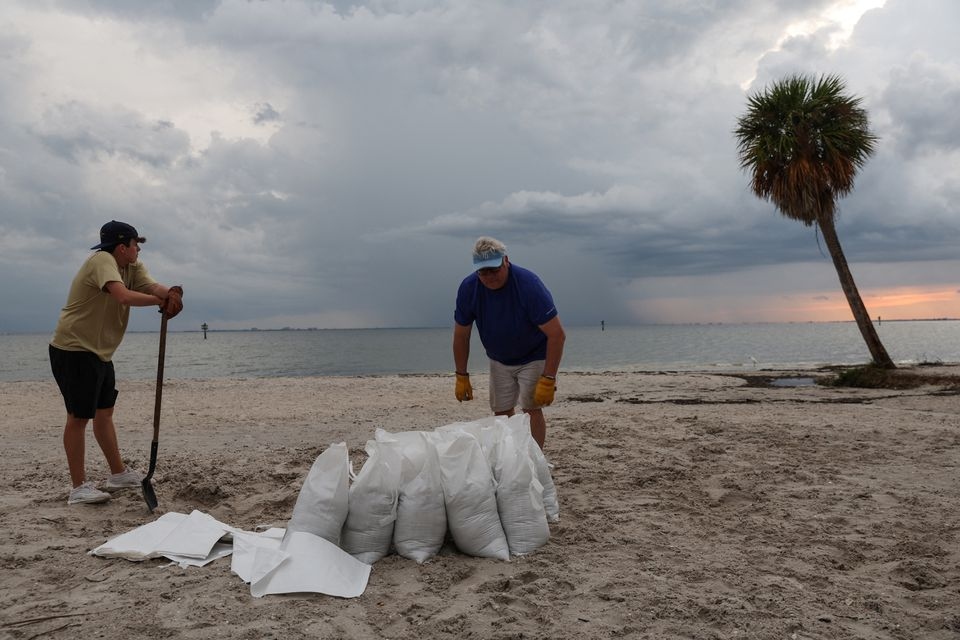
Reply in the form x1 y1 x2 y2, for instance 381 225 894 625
435 432 509 561
435 419 482 439
435 416 504 468
375 428 433 468
494 428 550 555
340 440 401 564
503 414 560 522
377 430 447 563
531 444 560 522
284 442 349 546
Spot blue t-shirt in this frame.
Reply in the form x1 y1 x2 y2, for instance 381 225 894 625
454 264 558 366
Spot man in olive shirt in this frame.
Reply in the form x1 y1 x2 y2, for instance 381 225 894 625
50 221 183 505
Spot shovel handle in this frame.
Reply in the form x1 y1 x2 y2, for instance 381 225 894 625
153 313 168 442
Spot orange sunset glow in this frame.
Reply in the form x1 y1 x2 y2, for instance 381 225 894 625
772 286 960 322
636 285 960 324
781 286 957 320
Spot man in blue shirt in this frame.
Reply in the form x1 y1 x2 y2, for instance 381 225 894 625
453 237 566 449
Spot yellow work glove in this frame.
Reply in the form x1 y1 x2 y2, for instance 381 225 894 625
533 375 556 406
455 373 473 402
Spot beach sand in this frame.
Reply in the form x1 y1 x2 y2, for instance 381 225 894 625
1 368 959 639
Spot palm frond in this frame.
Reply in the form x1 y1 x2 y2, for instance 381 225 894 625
734 73 876 225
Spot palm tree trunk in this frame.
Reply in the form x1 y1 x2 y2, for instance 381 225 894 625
817 215 896 369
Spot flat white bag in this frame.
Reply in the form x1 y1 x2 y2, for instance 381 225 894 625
250 531 371 599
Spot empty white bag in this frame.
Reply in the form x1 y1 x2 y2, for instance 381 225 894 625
250 531 371 599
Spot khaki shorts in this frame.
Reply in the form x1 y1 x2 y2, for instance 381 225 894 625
488 359 546 413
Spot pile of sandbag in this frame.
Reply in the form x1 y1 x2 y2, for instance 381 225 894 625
283 413 559 564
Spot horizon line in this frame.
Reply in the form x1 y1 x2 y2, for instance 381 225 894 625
5 317 959 335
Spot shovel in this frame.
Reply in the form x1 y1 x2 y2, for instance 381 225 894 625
142 312 168 512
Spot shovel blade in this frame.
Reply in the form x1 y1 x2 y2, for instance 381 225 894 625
142 478 158 512
141 440 159 512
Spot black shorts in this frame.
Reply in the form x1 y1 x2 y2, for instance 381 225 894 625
49 345 119 420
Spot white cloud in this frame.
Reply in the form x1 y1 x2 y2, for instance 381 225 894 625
8 4 284 151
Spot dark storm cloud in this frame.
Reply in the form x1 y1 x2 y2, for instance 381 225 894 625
1 0 958 331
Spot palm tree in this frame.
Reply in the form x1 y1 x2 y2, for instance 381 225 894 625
735 74 895 369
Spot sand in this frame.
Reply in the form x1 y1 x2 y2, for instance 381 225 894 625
1 368 959 639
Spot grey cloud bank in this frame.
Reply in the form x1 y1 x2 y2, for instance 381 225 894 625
1 0 958 333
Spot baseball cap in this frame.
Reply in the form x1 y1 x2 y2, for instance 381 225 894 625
473 250 505 270
472 237 507 270
91 220 146 250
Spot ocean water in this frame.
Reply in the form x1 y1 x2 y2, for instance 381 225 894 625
2 321 958 383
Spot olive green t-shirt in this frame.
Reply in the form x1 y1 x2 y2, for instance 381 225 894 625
50 251 158 362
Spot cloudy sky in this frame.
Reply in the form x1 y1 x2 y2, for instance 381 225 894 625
2 0 958 332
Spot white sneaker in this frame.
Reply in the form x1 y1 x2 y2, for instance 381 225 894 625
68 482 111 505
103 467 143 491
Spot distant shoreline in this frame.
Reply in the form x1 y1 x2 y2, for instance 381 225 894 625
186 317 960 332
4 317 959 336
